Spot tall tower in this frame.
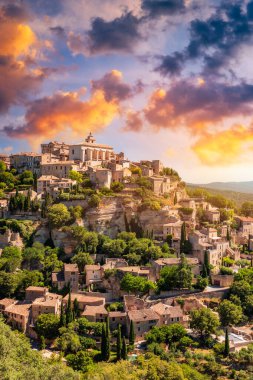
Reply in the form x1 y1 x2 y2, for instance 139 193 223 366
85 132 96 144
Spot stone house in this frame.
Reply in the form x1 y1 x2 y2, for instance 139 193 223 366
108 311 127 331
37 175 76 196
151 302 185 326
149 176 171 195
163 220 183 240
82 304 108 323
152 257 200 279
52 263 79 292
0 299 32 333
234 216 253 237
10 152 42 175
89 168 112 188
31 292 62 323
85 264 102 287
62 293 105 312
41 160 80 179
127 308 159 338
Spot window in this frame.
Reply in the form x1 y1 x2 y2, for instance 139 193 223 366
72 149 74 154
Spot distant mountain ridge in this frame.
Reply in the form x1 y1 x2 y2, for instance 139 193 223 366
188 181 253 194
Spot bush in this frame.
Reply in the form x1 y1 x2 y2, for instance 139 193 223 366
111 181 124 192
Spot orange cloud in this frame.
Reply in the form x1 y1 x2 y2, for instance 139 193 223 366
4 89 120 148
192 125 253 166
0 16 36 58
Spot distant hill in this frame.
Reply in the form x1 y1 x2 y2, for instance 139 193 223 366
188 181 253 194
187 184 253 208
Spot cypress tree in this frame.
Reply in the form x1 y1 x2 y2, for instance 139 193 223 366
73 298 80 319
129 320 135 346
202 263 208 278
105 316 110 361
60 303 66 327
101 323 106 360
65 290 72 325
121 336 127 360
224 328 230 357
116 324 122 361
204 251 210 276
174 193 177 205
180 222 186 253
226 227 231 244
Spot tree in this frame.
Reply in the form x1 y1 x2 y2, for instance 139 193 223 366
120 273 156 295
218 300 243 326
190 308 220 340
57 328 81 354
101 323 107 360
71 251 93 272
60 303 66 327
66 291 73 325
68 170 83 184
73 298 80 319
204 251 210 276
129 320 135 346
121 336 127 360
47 203 71 228
111 181 124 192
66 350 93 372
0 160 7 172
224 328 230 357
1 246 22 272
105 317 110 361
88 194 100 208
117 324 122 361
180 222 186 253
35 314 60 339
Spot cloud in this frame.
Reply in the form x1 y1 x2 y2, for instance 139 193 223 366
141 0 186 17
192 124 253 166
143 79 253 131
156 1 253 77
91 70 143 102
3 87 121 147
67 12 142 56
155 52 185 76
23 0 63 16
123 110 143 132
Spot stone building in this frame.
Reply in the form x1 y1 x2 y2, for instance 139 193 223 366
10 152 42 175
0 153 10 169
41 141 69 160
69 133 115 164
37 175 76 195
41 161 80 179
52 263 79 292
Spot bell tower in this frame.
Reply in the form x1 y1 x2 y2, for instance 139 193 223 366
85 132 96 144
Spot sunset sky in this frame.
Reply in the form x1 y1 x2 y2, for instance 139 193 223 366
1 0 253 183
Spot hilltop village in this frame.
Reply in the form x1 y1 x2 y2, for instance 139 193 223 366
1 134 253 378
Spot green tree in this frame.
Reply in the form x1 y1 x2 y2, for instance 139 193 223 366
57 328 81 354
121 336 127 360
117 324 122 361
0 160 7 172
180 222 186 253
35 314 60 339
66 350 93 372
190 308 220 340
101 323 107 360
71 251 93 272
68 170 83 184
129 320 135 346
218 300 243 326
47 203 71 228
105 316 110 361
120 273 156 295
111 181 124 192
60 302 66 327
66 290 73 325
73 298 80 319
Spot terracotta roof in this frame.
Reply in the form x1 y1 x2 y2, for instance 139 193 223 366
0 298 15 307
236 216 253 222
85 265 100 271
32 293 62 307
82 304 108 316
26 286 48 292
64 263 78 272
128 308 159 322
63 293 105 304
154 257 199 266
5 301 32 316
151 303 183 317
108 311 127 318
38 175 59 181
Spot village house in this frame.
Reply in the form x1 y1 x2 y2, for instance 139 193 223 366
41 160 81 179
0 199 8 218
52 263 79 292
0 298 32 333
41 141 69 161
151 302 185 326
234 216 253 237
37 175 76 196
108 311 127 331
85 264 102 287
163 220 183 240
152 257 200 280
62 293 105 312
10 152 42 175
149 176 171 195
89 167 112 188
127 308 159 338
82 304 108 323
31 292 62 323
205 206 220 223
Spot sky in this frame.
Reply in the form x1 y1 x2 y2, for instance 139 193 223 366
1 0 253 183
